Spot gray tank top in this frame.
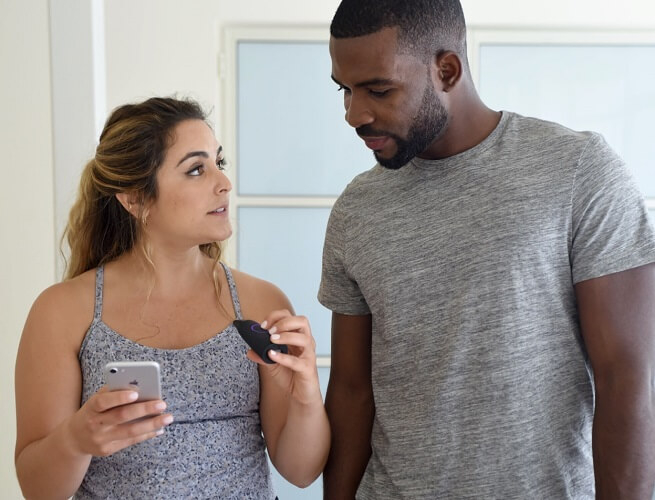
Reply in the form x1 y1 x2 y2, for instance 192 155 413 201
75 263 275 499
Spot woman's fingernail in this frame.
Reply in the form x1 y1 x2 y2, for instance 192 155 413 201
156 429 165 436
128 391 139 400
269 326 277 334
260 320 268 329
154 401 166 411
271 333 280 340
162 415 174 425
269 349 278 357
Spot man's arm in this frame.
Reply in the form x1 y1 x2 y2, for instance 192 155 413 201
575 262 655 499
323 312 374 500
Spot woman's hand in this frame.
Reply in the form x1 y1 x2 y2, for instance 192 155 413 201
251 309 330 486
65 387 174 457
246 310 322 405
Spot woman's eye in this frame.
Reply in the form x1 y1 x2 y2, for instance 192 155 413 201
217 158 228 171
187 165 203 176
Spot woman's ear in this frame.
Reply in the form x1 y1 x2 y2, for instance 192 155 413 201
115 192 139 217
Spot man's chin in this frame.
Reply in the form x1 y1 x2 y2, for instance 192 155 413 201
376 152 410 170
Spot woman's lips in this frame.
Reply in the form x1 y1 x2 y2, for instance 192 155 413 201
207 206 228 215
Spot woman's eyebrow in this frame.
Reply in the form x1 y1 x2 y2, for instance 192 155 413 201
176 151 209 167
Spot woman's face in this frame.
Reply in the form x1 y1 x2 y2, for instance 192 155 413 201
145 119 232 250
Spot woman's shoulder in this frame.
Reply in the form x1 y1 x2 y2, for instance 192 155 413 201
36 268 96 308
227 266 293 319
25 268 98 342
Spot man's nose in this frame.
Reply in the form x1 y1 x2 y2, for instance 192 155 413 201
345 95 374 129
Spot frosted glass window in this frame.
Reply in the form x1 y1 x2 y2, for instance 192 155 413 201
268 366 329 498
237 207 331 355
479 45 655 197
237 41 374 196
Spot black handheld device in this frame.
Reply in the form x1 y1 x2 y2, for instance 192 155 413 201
233 319 289 364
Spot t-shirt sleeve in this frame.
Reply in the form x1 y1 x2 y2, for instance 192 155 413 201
318 193 371 315
570 133 655 284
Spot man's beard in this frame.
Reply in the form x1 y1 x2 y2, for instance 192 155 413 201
359 84 448 170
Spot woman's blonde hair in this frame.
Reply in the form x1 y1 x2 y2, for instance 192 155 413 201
63 97 221 280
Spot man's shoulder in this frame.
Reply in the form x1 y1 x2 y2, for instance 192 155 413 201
346 163 387 186
505 111 597 141
336 164 388 204
502 111 604 160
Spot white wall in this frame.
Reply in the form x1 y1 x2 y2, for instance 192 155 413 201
463 0 655 27
50 0 106 277
103 0 655 120
2 0 655 498
0 0 55 498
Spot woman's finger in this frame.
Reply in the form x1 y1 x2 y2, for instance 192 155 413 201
270 332 314 353
267 349 317 374
246 348 268 365
90 388 140 413
108 400 168 425
95 427 167 457
105 412 174 443
267 315 312 338
260 309 293 330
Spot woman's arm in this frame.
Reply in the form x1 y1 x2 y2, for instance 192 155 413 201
257 310 330 487
235 272 329 488
14 281 172 499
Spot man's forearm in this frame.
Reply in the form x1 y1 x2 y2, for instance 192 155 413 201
323 391 374 500
593 375 655 499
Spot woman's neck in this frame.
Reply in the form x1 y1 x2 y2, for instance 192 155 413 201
112 247 216 299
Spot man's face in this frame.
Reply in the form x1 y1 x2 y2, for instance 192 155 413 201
329 27 448 169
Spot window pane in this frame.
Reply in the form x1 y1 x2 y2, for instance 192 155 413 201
237 41 373 196
237 207 331 355
479 44 655 197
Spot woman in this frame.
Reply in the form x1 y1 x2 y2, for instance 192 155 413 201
14 97 329 499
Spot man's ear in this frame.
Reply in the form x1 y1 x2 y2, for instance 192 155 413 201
115 192 139 217
432 51 462 92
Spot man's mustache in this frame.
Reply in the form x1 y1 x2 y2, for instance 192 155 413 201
356 125 390 137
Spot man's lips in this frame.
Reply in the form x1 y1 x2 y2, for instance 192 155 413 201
360 136 390 151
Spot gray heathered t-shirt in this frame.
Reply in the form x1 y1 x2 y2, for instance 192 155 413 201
318 111 655 499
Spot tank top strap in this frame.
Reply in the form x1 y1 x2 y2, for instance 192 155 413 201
220 262 243 320
93 266 104 321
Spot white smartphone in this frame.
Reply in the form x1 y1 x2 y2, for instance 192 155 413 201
103 361 162 402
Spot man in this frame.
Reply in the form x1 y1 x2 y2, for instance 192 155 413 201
317 1 655 498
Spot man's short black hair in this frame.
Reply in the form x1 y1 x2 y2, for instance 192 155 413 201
330 0 467 61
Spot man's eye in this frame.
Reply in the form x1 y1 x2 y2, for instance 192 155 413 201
369 89 390 97
337 85 351 94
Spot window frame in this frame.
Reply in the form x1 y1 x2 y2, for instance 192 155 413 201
221 26 335 367
467 26 655 213
221 25 655 369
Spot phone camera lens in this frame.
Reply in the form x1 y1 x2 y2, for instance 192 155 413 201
110 367 118 374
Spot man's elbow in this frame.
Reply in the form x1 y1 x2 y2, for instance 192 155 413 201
593 356 655 405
